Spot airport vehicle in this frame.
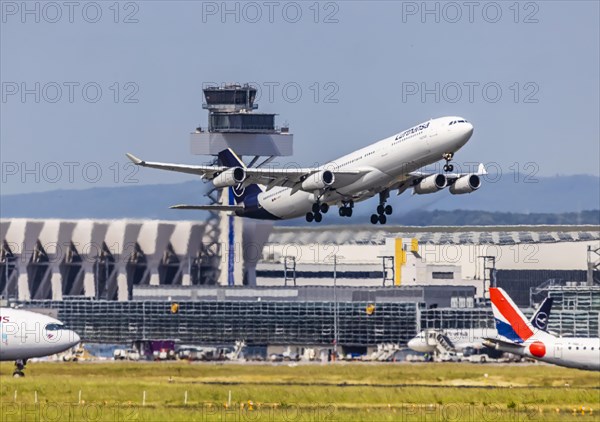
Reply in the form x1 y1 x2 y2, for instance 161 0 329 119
127 117 483 224
0 308 81 377
485 288 600 371
113 348 141 361
407 296 553 354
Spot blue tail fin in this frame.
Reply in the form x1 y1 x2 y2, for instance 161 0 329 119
217 148 262 205
530 297 553 331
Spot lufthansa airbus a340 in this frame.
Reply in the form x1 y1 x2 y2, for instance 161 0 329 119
127 116 484 224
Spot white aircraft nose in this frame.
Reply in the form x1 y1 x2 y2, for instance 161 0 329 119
464 122 474 137
407 337 426 352
68 331 81 347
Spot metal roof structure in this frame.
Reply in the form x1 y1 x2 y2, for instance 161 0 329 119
268 225 600 246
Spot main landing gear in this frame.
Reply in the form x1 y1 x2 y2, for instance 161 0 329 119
13 359 26 378
443 152 454 172
306 201 329 223
371 190 392 225
338 201 354 217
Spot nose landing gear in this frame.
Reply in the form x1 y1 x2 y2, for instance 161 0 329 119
443 153 454 172
13 359 26 377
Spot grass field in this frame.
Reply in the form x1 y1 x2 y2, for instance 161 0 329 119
0 361 599 421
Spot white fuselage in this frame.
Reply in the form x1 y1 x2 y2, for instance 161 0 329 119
0 308 80 361
408 328 496 353
257 117 474 219
494 332 600 371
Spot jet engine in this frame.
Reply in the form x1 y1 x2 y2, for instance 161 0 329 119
213 167 246 188
413 174 447 194
301 170 335 191
449 174 481 194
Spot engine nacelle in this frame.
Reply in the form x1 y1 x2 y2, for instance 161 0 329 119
301 170 335 191
449 174 481 194
413 174 447 195
213 167 246 188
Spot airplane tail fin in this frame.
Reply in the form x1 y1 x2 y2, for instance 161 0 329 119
218 148 247 169
489 288 536 343
217 148 263 205
531 297 553 331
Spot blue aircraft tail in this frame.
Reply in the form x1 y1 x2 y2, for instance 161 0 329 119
531 297 553 331
217 148 263 205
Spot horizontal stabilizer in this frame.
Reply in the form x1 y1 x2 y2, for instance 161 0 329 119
170 204 244 211
482 337 522 351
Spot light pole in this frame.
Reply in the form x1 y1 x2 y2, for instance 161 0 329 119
332 254 344 360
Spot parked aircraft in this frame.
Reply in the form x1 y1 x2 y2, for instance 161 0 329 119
0 308 80 377
408 296 553 353
485 288 600 371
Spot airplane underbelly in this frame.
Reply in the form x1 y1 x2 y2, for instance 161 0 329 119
261 190 313 219
337 168 392 196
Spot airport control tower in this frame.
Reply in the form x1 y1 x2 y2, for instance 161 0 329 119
190 84 293 286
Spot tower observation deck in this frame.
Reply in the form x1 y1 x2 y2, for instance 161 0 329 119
190 84 293 156
190 84 294 287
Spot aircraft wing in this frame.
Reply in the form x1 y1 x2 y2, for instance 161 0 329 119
482 337 523 352
126 153 226 179
407 163 487 180
169 204 244 211
126 152 368 191
390 163 488 196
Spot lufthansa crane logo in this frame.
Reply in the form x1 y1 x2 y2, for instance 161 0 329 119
535 312 548 328
233 183 245 198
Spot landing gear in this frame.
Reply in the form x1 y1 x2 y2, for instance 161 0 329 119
338 201 354 217
443 153 454 172
371 190 392 224
13 359 26 378
307 201 329 223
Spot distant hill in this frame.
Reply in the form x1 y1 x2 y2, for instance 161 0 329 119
1 174 599 225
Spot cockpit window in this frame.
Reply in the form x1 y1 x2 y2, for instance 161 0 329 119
45 323 66 331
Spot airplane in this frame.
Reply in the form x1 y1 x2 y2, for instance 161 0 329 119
485 288 600 371
408 296 553 353
126 116 484 224
0 307 81 377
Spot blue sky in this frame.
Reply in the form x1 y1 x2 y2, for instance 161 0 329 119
1 1 599 195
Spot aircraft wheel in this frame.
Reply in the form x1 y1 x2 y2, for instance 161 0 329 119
320 203 329 213
306 213 314 222
314 212 323 223
346 208 353 217
312 203 320 213
370 214 379 224
443 164 449 172
379 214 387 225
448 164 454 172
339 208 346 217
377 204 385 215
13 371 24 378
384 205 393 215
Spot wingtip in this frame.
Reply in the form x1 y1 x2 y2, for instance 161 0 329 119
126 153 144 165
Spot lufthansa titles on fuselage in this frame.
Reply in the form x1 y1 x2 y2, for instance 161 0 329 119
395 121 430 141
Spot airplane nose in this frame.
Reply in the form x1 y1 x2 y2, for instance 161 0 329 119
69 331 81 347
463 122 474 137
407 338 420 350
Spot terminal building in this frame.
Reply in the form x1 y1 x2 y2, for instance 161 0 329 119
1 217 598 352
